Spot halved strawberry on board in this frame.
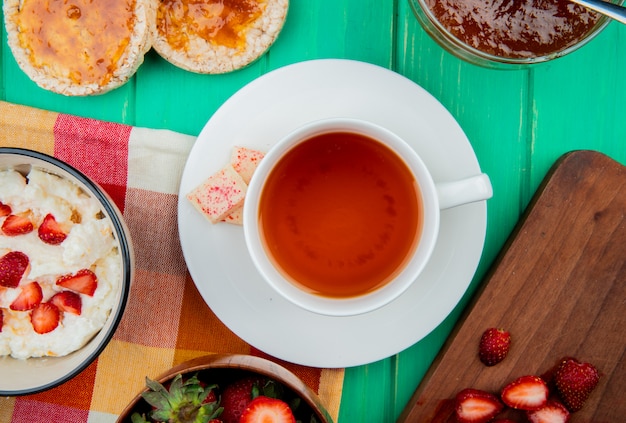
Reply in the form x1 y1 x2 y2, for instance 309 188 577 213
239 396 296 423
526 400 571 423
1 213 34 236
38 213 68 245
501 375 549 411
49 291 82 315
9 281 43 311
56 269 98 296
0 251 30 288
31 302 60 334
455 388 504 423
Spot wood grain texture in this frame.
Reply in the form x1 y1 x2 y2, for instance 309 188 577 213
398 150 625 422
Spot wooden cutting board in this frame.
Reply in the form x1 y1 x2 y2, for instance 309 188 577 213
397 150 625 423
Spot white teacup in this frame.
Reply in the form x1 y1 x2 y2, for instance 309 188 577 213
243 118 492 316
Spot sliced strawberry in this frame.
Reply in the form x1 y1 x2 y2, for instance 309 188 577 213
526 400 571 423
501 375 549 410
0 308 4 332
479 327 511 366
1 213 34 236
554 357 600 412
49 291 82 315
454 388 504 423
239 396 296 423
10 281 43 311
38 213 68 245
0 251 30 288
31 302 60 334
56 269 98 296
0 202 11 217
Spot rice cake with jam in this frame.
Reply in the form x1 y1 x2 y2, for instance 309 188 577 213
154 0 289 73
3 0 155 96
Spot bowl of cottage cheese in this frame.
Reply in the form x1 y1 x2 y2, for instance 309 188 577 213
0 148 133 395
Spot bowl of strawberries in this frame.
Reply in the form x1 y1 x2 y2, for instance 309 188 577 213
117 354 333 423
0 148 133 395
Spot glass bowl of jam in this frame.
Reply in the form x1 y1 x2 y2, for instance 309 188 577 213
409 0 621 68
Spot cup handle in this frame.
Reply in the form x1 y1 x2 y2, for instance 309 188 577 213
435 174 493 210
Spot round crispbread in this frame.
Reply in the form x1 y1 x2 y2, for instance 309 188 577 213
3 0 156 96
153 0 289 74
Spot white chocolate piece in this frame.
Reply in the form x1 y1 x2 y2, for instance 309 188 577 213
187 165 247 224
230 146 265 184
222 207 244 226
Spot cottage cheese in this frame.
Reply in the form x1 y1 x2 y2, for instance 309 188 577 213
0 168 122 359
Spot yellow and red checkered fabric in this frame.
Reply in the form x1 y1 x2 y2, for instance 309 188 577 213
0 101 344 422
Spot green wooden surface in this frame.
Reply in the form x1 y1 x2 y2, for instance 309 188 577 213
2 1 625 422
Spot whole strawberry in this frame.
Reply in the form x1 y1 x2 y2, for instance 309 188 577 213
554 357 600 412
220 376 265 423
478 327 511 366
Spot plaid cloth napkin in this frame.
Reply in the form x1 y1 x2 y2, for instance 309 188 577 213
0 101 344 422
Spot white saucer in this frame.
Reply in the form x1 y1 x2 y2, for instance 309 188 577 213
178 59 487 368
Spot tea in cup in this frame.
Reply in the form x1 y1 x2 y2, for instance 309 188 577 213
243 118 491 316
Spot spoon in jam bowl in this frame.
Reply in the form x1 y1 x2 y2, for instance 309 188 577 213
569 0 626 25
